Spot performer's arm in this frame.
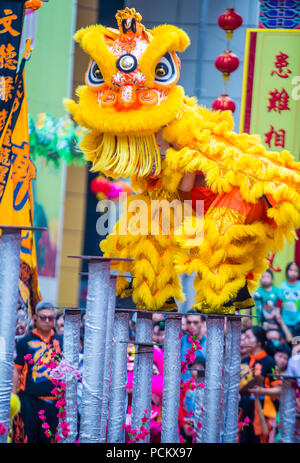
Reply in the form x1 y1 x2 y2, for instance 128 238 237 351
248 384 282 397
12 366 21 394
179 172 196 192
275 311 293 343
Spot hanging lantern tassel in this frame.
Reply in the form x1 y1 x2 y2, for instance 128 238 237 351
218 8 243 39
212 94 236 113
215 50 240 82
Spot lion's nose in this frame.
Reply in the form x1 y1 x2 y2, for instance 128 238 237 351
116 53 138 73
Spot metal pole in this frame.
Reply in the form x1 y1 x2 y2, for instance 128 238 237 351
107 310 129 443
223 316 242 443
79 260 111 443
194 370 205 443
63 309 81 443
220 317 232 442
0 228 22 443
161 314 182 443
202 316 225 443
131 311 153 442
99 276 117 443
279 377 297 443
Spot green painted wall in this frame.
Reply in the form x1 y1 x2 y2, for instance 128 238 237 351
24 0 77 303
26 0 76 118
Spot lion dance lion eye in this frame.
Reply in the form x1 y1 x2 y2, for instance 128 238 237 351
154 52 178 85
86 60 104 87
155 65 168 78
93 67 102 79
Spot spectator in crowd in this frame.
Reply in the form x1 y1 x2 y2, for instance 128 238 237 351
11 301 63 443
181 312 206 382
240 330 251 361
152 313 164 323
129 312 137 341
265 328 283 354
253 270 279 326
158 321 165 346
239 326 282 443
286 340 300 385
274 345 291 375
180 358 205 443
278 262 300 336
181 315 187 334
56 313 64 335
152 322 161 345
15 315 28 339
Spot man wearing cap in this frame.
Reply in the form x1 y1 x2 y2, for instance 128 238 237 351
11 301 63 443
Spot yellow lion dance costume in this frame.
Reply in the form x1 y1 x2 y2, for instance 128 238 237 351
65 8 300 314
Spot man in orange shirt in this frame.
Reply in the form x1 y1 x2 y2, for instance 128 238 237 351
11 302 63 443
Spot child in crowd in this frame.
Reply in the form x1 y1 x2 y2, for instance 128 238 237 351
278 262 300 336
274 345 291 375
253 270 279 326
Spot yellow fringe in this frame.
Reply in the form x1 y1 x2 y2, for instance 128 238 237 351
174 201 299 313
100 192 185 310
81 132 161 178
162 100 300 209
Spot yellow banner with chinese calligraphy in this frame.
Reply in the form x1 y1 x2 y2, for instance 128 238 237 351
0 70 41 314
240 29 300 283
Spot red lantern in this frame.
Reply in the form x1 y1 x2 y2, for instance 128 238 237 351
212 94 236 113
214 50 239 81
218 8 243 39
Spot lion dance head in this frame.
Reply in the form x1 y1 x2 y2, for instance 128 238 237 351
65 7 190 178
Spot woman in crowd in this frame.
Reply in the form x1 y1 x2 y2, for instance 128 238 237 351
239 326 282 443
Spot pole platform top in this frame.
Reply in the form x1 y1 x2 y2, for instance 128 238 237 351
79 272 135 278
115 307 182 318
68 254 134 262
115 307 258 318
119 340 155 348
0 225 48 232
54 306 85 312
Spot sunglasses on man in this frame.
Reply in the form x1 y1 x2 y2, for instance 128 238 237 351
37 315 56 322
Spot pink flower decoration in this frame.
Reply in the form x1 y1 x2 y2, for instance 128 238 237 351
238 421 244 431
62 429 70 438
42 423 50 429
0 423 7 435
181 361 187 374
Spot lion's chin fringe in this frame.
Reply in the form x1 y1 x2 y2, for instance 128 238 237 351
81 132 162 179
